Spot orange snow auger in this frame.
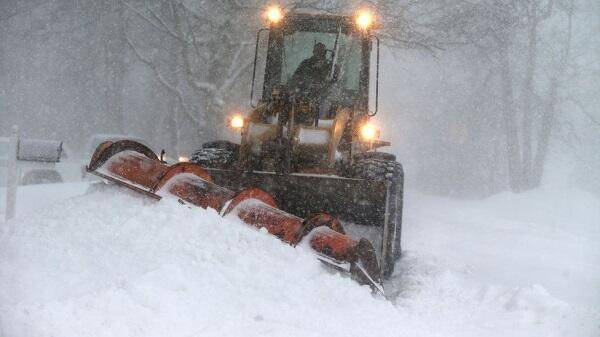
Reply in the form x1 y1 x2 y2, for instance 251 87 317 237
87 140 382 293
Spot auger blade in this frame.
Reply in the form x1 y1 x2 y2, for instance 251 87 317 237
201 168 399 279
86 139 383 291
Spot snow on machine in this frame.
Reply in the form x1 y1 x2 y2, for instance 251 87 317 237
192 9 404 279
86 8 402 292
86 139 382 292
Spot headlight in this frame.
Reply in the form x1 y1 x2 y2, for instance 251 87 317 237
360 123 379 141
178 156 189 162
230 114 245 129
266 6 283 24
355 9 374 31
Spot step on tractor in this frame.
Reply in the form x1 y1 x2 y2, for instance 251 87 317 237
86 7 403 292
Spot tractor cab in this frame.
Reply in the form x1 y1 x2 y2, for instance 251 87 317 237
259 13 374 122
240 9 381 173
250 11 379 125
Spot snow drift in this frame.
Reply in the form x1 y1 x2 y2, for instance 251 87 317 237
0 183 598 337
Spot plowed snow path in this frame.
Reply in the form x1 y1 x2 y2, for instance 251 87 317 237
0 183 598 337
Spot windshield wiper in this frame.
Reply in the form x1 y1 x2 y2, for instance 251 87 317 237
329 26 341 82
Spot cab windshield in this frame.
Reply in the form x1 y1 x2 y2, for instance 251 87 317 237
281 30 363 93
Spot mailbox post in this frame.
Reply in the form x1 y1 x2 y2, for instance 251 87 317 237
5 125 19 221
3 126 63 221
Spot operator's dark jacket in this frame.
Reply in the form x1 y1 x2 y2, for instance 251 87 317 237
289 56 331 91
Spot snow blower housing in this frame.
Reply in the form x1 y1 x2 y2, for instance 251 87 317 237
86 140 382 292
192 10 404 280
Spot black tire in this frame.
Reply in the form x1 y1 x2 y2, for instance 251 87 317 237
190 141 239 169
21 169 63 185
202 140 240 152
351 152 404 279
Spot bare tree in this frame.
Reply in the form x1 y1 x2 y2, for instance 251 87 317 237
122 0 260 153
432 0 582 192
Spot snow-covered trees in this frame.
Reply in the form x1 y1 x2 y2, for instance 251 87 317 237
0 0 597 195
396 0 589 193
123 1 260 154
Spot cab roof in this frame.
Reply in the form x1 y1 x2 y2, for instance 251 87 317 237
277 12 356 34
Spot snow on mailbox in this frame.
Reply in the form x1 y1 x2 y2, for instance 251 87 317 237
17 138 63 163
4 133 65 221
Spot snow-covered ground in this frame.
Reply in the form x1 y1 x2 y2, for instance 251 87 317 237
0 182 89 219
0 182 598 336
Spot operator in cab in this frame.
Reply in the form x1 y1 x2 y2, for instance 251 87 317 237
287 42 341 123
288 42 332 94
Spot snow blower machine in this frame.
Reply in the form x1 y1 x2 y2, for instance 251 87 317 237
86 8 402 292
191 10 403 280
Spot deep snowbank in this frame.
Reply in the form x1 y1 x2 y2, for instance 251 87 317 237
402 186 600 307
0 183 598 337
0 185 399 337
0 182 90 219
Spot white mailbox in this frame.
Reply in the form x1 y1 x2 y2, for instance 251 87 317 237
17 139 63 163
3 126 65 221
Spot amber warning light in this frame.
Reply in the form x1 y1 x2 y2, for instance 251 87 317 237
230 115 245 129
266 6 283 24
360 123 379 141
355 10 374 30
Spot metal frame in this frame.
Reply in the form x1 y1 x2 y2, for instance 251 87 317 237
240 15 400 279
250 28 269 108
370 34 380 116
252 14 373 113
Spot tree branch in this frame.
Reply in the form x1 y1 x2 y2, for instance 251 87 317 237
145 2 181 39
122 0 184 42
569 97 600 127
124 33 201 127
539 0 555 20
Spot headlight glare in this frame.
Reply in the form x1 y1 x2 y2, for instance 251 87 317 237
360 123 379 141
230 115 245 129
266 6 283 23
355 9 374 30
